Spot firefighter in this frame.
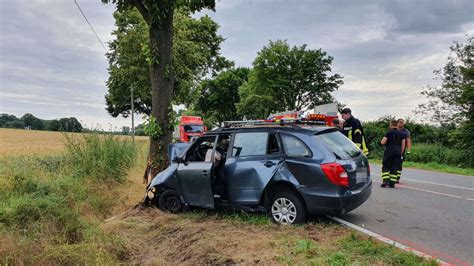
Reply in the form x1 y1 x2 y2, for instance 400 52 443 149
380 120 406 188
396 118 411 183
341 108 369 155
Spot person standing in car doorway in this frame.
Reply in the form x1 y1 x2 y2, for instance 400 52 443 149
397 118 411 183
380 120 406 188
341 108 369 156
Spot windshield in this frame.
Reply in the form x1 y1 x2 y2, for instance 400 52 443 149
315 131 361 159
183 125 203 133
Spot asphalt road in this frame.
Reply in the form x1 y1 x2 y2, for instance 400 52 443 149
339 164 474 265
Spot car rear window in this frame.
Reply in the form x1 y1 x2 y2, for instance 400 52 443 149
315 131 361 159
281 134 311 157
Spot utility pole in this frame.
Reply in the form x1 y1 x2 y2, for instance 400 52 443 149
131 86 135 142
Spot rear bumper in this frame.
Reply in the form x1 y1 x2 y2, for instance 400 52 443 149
299 181 372 216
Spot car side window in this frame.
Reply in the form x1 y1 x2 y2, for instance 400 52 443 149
186 136 216 162
281 134 311 157
232 132 268 157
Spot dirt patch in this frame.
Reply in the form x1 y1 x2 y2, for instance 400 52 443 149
102 206 352 265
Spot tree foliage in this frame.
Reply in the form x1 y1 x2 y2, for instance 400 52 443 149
417 36 473 125
105 6 229 118
21 113 44 130
237 40 343 119
0 113 83 132
194 67 249 126
417 35 473 157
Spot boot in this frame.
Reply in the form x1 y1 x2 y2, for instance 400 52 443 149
389 181 395 188
380 181 389 188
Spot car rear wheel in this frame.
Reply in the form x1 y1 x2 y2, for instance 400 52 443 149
158 189 183 213
270 191 307 224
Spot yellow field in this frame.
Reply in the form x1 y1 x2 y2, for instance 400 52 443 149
0 128 148 157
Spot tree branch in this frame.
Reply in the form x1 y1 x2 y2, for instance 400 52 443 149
132 0 150 25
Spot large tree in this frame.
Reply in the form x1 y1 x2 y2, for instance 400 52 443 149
417 36 473 125
105 7 230 117
194 67 249 126
237 40 343 119
21 113 44 130
103 0 216 179
417 35 473 156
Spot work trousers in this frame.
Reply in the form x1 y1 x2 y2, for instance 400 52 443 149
382 150 402 183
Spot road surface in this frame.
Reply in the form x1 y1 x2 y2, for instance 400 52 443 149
339 164 474 265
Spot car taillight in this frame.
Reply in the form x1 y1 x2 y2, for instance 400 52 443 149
367 164 371 176
321 163 349 187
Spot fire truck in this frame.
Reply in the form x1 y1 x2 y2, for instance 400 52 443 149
173 116 206 142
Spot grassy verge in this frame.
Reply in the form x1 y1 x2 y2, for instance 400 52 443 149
103 209 436 265
369 159 474 176
0 134 139 264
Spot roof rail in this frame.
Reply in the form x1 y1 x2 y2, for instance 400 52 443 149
223 120 272 128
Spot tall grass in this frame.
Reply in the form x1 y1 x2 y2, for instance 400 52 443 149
0 133 137 264
64 133 136 181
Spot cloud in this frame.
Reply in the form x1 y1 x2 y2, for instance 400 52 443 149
1 0 473 129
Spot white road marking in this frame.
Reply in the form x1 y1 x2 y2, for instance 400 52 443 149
402 178 474 191
373 174 474 191
372 180 474 202
329 216 451 266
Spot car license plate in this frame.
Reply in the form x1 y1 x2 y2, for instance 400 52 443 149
356 170 368 183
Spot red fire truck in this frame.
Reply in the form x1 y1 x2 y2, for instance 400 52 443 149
173 116 206 142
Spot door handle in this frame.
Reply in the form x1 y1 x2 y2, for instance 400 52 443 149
264 161 276 167
201 170 209 176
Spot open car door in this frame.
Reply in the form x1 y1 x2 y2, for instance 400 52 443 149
177 135 216 209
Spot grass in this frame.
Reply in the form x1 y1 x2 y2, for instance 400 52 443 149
0 133 139 264
369 159 474 176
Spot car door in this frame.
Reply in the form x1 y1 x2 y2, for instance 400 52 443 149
225 131 283 204
177 135 217 209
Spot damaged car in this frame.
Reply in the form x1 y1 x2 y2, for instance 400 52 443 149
144 123 372 224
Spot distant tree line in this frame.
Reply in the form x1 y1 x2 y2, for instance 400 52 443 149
0 113 83 132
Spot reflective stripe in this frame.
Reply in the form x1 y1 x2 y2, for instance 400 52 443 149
390 174 398 181
361 136 369 155
382 172 390 181
348 130 352 140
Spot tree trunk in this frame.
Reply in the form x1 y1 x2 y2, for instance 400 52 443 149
144 3 175 184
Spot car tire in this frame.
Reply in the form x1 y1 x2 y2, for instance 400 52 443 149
158 189 183 213
270 191 307 225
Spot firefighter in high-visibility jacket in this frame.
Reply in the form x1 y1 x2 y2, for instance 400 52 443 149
341 108 369 156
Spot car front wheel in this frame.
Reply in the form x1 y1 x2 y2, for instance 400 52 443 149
158 189 183 213
270 191 307 224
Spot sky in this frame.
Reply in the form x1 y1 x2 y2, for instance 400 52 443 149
0 0 473 130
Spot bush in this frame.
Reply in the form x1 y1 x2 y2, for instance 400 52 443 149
363 118 472 167
408 143 472 168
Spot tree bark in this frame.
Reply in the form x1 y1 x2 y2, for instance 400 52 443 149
144 1 175 184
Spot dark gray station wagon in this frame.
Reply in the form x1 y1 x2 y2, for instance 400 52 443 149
144 123 372 224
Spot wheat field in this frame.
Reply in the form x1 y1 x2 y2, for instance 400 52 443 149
0 128 148 157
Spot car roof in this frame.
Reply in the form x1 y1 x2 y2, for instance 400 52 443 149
207 124 335 135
